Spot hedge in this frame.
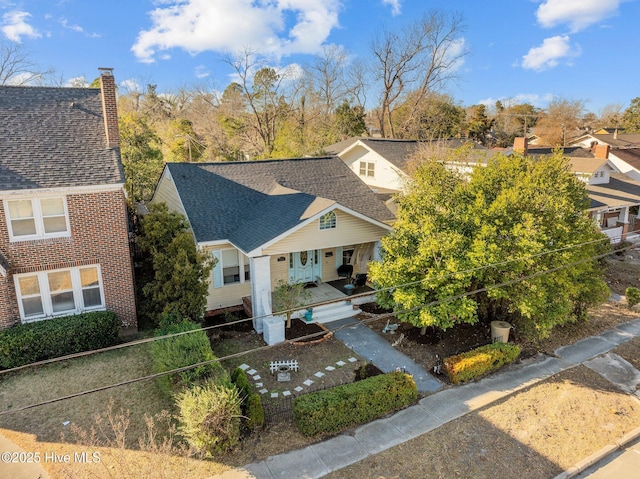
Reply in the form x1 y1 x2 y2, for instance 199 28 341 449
626 287 640 309
150 320 223 395
293 372 417 436
443 342 521 384
0 311 120 369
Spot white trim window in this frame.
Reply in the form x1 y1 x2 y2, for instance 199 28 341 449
4 197 70 241
319 211 337 230
359 161 375 178
14 265 105 322
212 249 250 288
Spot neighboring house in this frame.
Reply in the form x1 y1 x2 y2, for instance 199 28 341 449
570 131 640 149
151 156 394 334
0 69 137 329
606 148 640 182
327 137 492 195
519 139 640 244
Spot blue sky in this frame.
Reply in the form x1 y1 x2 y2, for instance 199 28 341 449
1 0 638 114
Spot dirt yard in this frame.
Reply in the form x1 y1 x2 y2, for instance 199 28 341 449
326 362 640 479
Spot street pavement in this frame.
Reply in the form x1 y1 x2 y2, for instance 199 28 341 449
214 316 640 479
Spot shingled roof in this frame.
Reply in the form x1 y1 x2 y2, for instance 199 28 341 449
166 156 395 252
0 85 124 191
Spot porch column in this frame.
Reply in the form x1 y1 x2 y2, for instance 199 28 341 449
373 241 382 262
250 255 271 333
617 206 630 241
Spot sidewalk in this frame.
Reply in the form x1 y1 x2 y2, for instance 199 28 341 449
215 317 640 479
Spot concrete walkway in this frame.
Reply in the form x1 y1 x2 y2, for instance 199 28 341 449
328 317 443 393
213 317 640 479
0 431 50 479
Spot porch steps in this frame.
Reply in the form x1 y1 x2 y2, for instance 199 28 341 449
308 301 361 324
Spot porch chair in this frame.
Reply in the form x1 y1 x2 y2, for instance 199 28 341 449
337 263 353 280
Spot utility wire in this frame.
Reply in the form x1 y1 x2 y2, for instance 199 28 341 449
0 232 619 376
0 240 633 416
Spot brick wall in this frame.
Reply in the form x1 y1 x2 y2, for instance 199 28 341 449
0 189 137 329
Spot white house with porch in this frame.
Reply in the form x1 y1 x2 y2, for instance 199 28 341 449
151 156 394 341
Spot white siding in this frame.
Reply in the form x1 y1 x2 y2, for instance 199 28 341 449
262 210 389 255
341 143 405 191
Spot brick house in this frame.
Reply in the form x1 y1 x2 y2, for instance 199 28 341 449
0 69 137 329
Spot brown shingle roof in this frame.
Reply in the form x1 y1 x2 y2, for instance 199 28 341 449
0 85 124 191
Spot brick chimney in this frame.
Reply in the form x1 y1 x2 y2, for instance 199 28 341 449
513 137 528 155
99 68 119 149
594 144 610 160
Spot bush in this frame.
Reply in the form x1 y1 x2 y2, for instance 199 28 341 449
150 320 223 395
626 287 640 309
0 311 120 369
176 380 241 455
230 367 251 400
443 342 521 384
246 393 265 430
293 372 417 437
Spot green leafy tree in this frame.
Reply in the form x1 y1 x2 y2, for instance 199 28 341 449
369 158 478 334
332 100 366 140
395 92 465 140
465 104 494 145
119 112 163 202
369 149 609 339
466 152 609 338
622 97 640 133
139 203 212 325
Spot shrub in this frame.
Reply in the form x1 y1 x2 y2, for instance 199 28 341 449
176 380 241 455
230 367 251 400
293 372 417 437
150 320 223 395
626 287 640 309
443 342 521 384
246 393 265 430
0 311 120 369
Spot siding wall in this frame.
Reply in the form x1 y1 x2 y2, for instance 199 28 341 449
0 189 137 329
203 243 251 310
263 210 389 255
341 145 405 191
153 171 187 216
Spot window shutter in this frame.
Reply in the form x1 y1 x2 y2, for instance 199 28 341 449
212 250 222 288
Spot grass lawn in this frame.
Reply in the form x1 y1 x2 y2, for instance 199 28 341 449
0 343 231 478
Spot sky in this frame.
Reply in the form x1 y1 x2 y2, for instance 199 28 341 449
1 0 639 114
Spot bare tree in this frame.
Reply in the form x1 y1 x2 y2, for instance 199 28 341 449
598 103 623 129
0 40 53 85
223 49 295 157
370 10 467 138
536 98 585 146
307 44 349 115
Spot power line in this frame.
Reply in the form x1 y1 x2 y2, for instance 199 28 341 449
0 240 633 416
0 233 618 376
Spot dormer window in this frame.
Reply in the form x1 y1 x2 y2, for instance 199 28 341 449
319 211 337 230
359 161 375 177
5 197 70 241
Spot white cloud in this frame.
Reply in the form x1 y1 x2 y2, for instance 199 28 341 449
132 0 342 63
59 17 101 38
120 79 141 93
65 76 89 87
536 0 623 32
194 65 210 79
382 0 401 16
521 35 580 71
445 38 467 72
1 10 41 42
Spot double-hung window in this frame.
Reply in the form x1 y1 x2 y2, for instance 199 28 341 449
212 249 250 287
5 197 69 241
14 265 105 322
359 161 375 178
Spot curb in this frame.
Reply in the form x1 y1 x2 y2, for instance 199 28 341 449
551 424 640 479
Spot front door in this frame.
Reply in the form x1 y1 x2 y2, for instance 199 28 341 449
290 250 317 283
